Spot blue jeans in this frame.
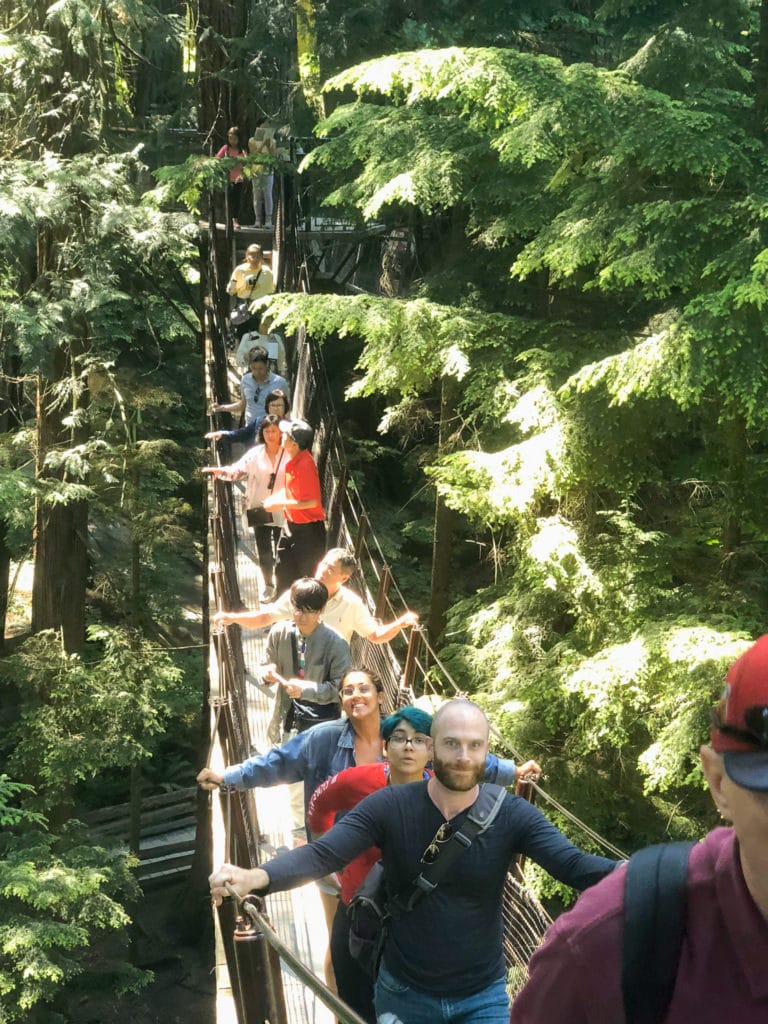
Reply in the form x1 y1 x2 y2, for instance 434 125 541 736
374 963 509 1024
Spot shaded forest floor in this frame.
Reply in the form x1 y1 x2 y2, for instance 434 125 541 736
74 877 215 1024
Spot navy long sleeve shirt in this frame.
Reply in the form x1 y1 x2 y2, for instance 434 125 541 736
262 781 617 997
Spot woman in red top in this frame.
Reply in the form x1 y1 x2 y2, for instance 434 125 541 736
215 126 247 228
263 418 326 593
307 706 433 1023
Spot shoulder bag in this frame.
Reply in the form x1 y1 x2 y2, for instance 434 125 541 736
230 269 262 325
247 449 283 527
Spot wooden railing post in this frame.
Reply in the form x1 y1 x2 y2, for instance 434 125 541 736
217 898 248 1024
401 624 423 696
232 915 272 1024
375 565 392 620
354 513 369 559
329 465 349 545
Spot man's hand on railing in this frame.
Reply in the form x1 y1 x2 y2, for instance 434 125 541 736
515 760 542 794
197 767 225 790
210 862 269 905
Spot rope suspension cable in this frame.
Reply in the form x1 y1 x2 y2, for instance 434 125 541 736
413 632 628 859
222 883 370 1024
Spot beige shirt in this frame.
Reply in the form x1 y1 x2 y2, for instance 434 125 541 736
227 261 275 301
269 585 378 643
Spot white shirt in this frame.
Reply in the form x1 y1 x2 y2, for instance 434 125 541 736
230 444 286 524
270 585 377 642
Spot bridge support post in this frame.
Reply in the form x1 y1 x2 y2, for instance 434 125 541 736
374 565 392 620
354 514 369 559
401 624 423 698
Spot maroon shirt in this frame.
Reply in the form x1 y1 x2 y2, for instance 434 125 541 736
510 827 768 1023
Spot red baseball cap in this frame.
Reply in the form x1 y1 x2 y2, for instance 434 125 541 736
710 635 768 791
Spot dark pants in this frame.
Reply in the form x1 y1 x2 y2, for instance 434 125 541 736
253 523 279 586
235 314 260 342
330 902 375 1024
227 180 247 225
275 519 326 594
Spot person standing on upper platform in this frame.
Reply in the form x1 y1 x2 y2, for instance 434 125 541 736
263 418 326 594
509 634 768 1024
212 345 289 427
215 126 247 229
247 122 278 229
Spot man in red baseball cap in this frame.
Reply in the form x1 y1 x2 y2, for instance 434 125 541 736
708 634 768 789
509 635 768 1024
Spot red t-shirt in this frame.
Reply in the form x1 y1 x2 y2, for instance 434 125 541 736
307 761 431 903
285 448 324 524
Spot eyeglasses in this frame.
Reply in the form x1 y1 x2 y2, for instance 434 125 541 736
711 705 768 748
388 731 429 749
421 822 453 865
341 683 375 697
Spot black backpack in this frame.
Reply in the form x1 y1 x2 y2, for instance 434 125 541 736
622 841 695 1024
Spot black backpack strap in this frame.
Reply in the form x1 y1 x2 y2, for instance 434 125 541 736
395 784 507 913
622 841 695 1024
289 626 300 677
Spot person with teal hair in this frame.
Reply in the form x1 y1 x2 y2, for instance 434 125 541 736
305 704 434 1022
380 705 433 743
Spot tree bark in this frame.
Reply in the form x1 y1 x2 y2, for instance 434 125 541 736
0 521 11 652
428 376 459 644
755 0 768 132
30 214 89 658
31 371 89 653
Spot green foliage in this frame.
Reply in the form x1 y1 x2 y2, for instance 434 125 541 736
151 152 289 214
0 822 147 1021
0 0 192 154
2 626 194 812
0 777 46 829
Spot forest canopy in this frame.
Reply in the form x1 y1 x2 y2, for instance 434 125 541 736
257 0 768 864
1 0 766 1015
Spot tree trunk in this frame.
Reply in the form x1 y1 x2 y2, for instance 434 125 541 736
722 411 747 555
31 368 89 654
428 376 459 645
0 521 11 652
196 0 249 139
129 763 142 858
756 0 768 132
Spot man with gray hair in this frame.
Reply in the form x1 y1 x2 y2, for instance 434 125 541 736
213 547 419 644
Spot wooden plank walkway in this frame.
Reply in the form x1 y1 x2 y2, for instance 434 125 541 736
208 475 334 1024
